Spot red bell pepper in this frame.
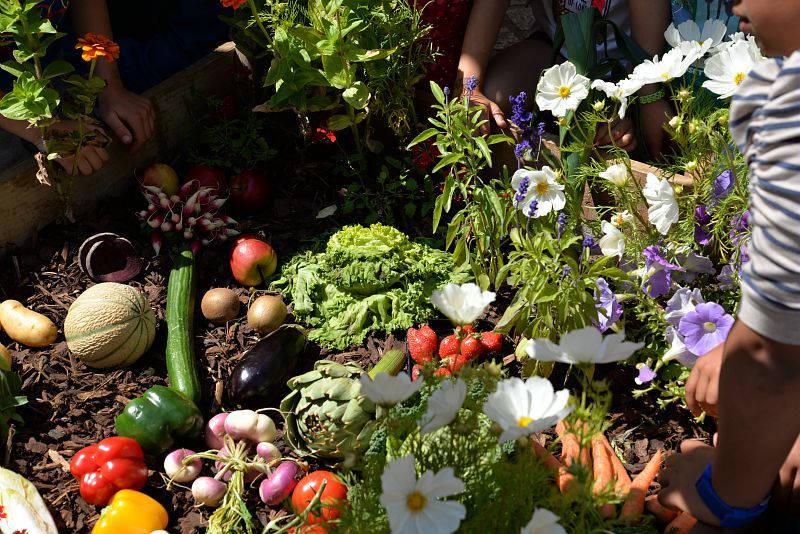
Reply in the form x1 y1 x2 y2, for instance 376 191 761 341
69 436 149 506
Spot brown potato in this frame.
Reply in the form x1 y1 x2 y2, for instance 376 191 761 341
247 295 287 334
201 288 241 324
0 300 58 348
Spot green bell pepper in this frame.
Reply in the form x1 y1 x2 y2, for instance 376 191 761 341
114 385 203 456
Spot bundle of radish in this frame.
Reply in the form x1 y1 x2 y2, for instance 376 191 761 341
532 423 667 526
407 324 503 378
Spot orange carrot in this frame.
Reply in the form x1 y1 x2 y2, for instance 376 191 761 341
620 449 663 521
597 434 632 495
556 421 588 468
664 512 697 534
645 494 679 525
531 439 575 493
591 436 616 518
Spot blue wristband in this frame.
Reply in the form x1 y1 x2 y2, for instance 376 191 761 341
695 464 770 528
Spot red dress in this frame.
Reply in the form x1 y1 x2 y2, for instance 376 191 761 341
412 0 472 89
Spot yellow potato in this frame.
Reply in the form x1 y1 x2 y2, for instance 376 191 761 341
0 300 58 348
0 343 11 371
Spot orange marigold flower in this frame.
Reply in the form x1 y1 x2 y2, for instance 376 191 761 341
221 0 247 9
75 33 120 63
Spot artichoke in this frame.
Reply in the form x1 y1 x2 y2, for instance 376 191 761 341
280 360 376 459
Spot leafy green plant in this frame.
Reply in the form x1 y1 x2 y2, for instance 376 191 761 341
0 369 27 457
189 111 277 174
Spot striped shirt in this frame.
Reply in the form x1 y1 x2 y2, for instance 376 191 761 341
730 50 800 345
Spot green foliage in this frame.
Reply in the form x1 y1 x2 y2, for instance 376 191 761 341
189 112 277 174
269 224 472 349
0 369 27 453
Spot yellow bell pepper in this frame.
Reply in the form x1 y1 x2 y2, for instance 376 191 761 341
91 489 168 534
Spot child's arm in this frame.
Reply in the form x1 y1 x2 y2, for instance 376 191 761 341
69 0 155 154
660 322 800 525
455 0 511 134
629 0 673 157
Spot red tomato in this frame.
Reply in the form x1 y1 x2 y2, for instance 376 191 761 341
291 471 348 524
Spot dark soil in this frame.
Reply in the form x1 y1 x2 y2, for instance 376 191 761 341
0 174 714 533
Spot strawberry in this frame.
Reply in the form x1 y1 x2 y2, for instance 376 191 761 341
434 367 452 377
407 325 438 363
455 324 475 335
479 331 503 353
411 364 423 381
447 352 470 372
461 335 486 361
439 334 460 358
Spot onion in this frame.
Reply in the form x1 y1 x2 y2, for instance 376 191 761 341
259 462 299 506
224 410 276 443
164 449 202 483
191 477 227 507
256 442 281 463
205 413 228 449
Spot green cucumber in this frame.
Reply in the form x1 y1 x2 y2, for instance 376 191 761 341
368 348 406 378
166 248 201 404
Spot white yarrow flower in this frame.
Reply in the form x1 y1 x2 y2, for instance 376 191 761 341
599 162 631 187
599 221 626 259
642 173 679 235
527 326 644 365
359 372 423 407
590 78 643 119
535 62 590 118
665 19 727 55
520 508 567 534
702 40 766 99
511 166 566 218
630 46 703 85
482 376 572 443
419 379 467 435
430 283 496 326
380 455 466 534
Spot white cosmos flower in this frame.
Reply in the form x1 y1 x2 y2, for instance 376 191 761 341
535 62 590 117
359 372 423 406
590 78 643 119
511 166 566 218
483 376 572 443
380 455 466 534
642 173 679 235
430 283 496 326
610 210 634 228
599 162 631 187
630 46 703 85
419 379 467 435
527 326 644 365
702 40 766 99
599 221 625 259
520 508 567 534
665 19 727 55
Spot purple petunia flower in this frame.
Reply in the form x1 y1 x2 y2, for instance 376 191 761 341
557 212 567 239
665 287 704 328
718 264 739 290
465 75 478 95
642 246 684 298
730 210 751 265
634 364 657 385
678 302 734 356
594 277 623 332
694 206 712 246
712 170 733 205
673 248 715 284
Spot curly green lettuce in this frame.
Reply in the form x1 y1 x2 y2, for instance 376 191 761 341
270 224 470 349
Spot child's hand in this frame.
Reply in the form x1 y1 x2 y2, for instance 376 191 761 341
97 84 155 154
658 439 720 526
458 85 508 136
684 342 724 418
774 434 800 512
640 98 673 158
594 116 636 152
48 121 110 176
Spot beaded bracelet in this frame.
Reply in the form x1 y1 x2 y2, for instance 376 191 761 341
638 88 666 105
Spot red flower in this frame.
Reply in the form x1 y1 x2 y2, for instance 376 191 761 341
0 505 6 519
75 33 120 63
411 138 440 172
311 127 336 144
221 0 246 9
592 0 607 12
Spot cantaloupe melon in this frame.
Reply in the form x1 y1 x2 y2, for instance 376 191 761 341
64 283 156 368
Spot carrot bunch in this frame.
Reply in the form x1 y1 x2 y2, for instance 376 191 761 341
532 423 695 532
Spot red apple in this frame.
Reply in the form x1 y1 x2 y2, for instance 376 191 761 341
140 163 179 195
229 170 272 213
230 235 278 286
183 165 228 196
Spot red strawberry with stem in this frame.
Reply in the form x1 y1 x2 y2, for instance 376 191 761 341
434 367 452 377
407 325 438 363
461 335 486 361
439 334 460 359
479 331 503 353
447 352 471 372
411 364 423 381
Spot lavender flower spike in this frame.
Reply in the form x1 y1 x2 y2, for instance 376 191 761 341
465 75 478 95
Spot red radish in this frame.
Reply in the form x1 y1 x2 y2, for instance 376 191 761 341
183 165 228 195
230 170 273 213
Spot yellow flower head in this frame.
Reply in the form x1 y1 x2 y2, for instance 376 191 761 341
75 33 120 63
